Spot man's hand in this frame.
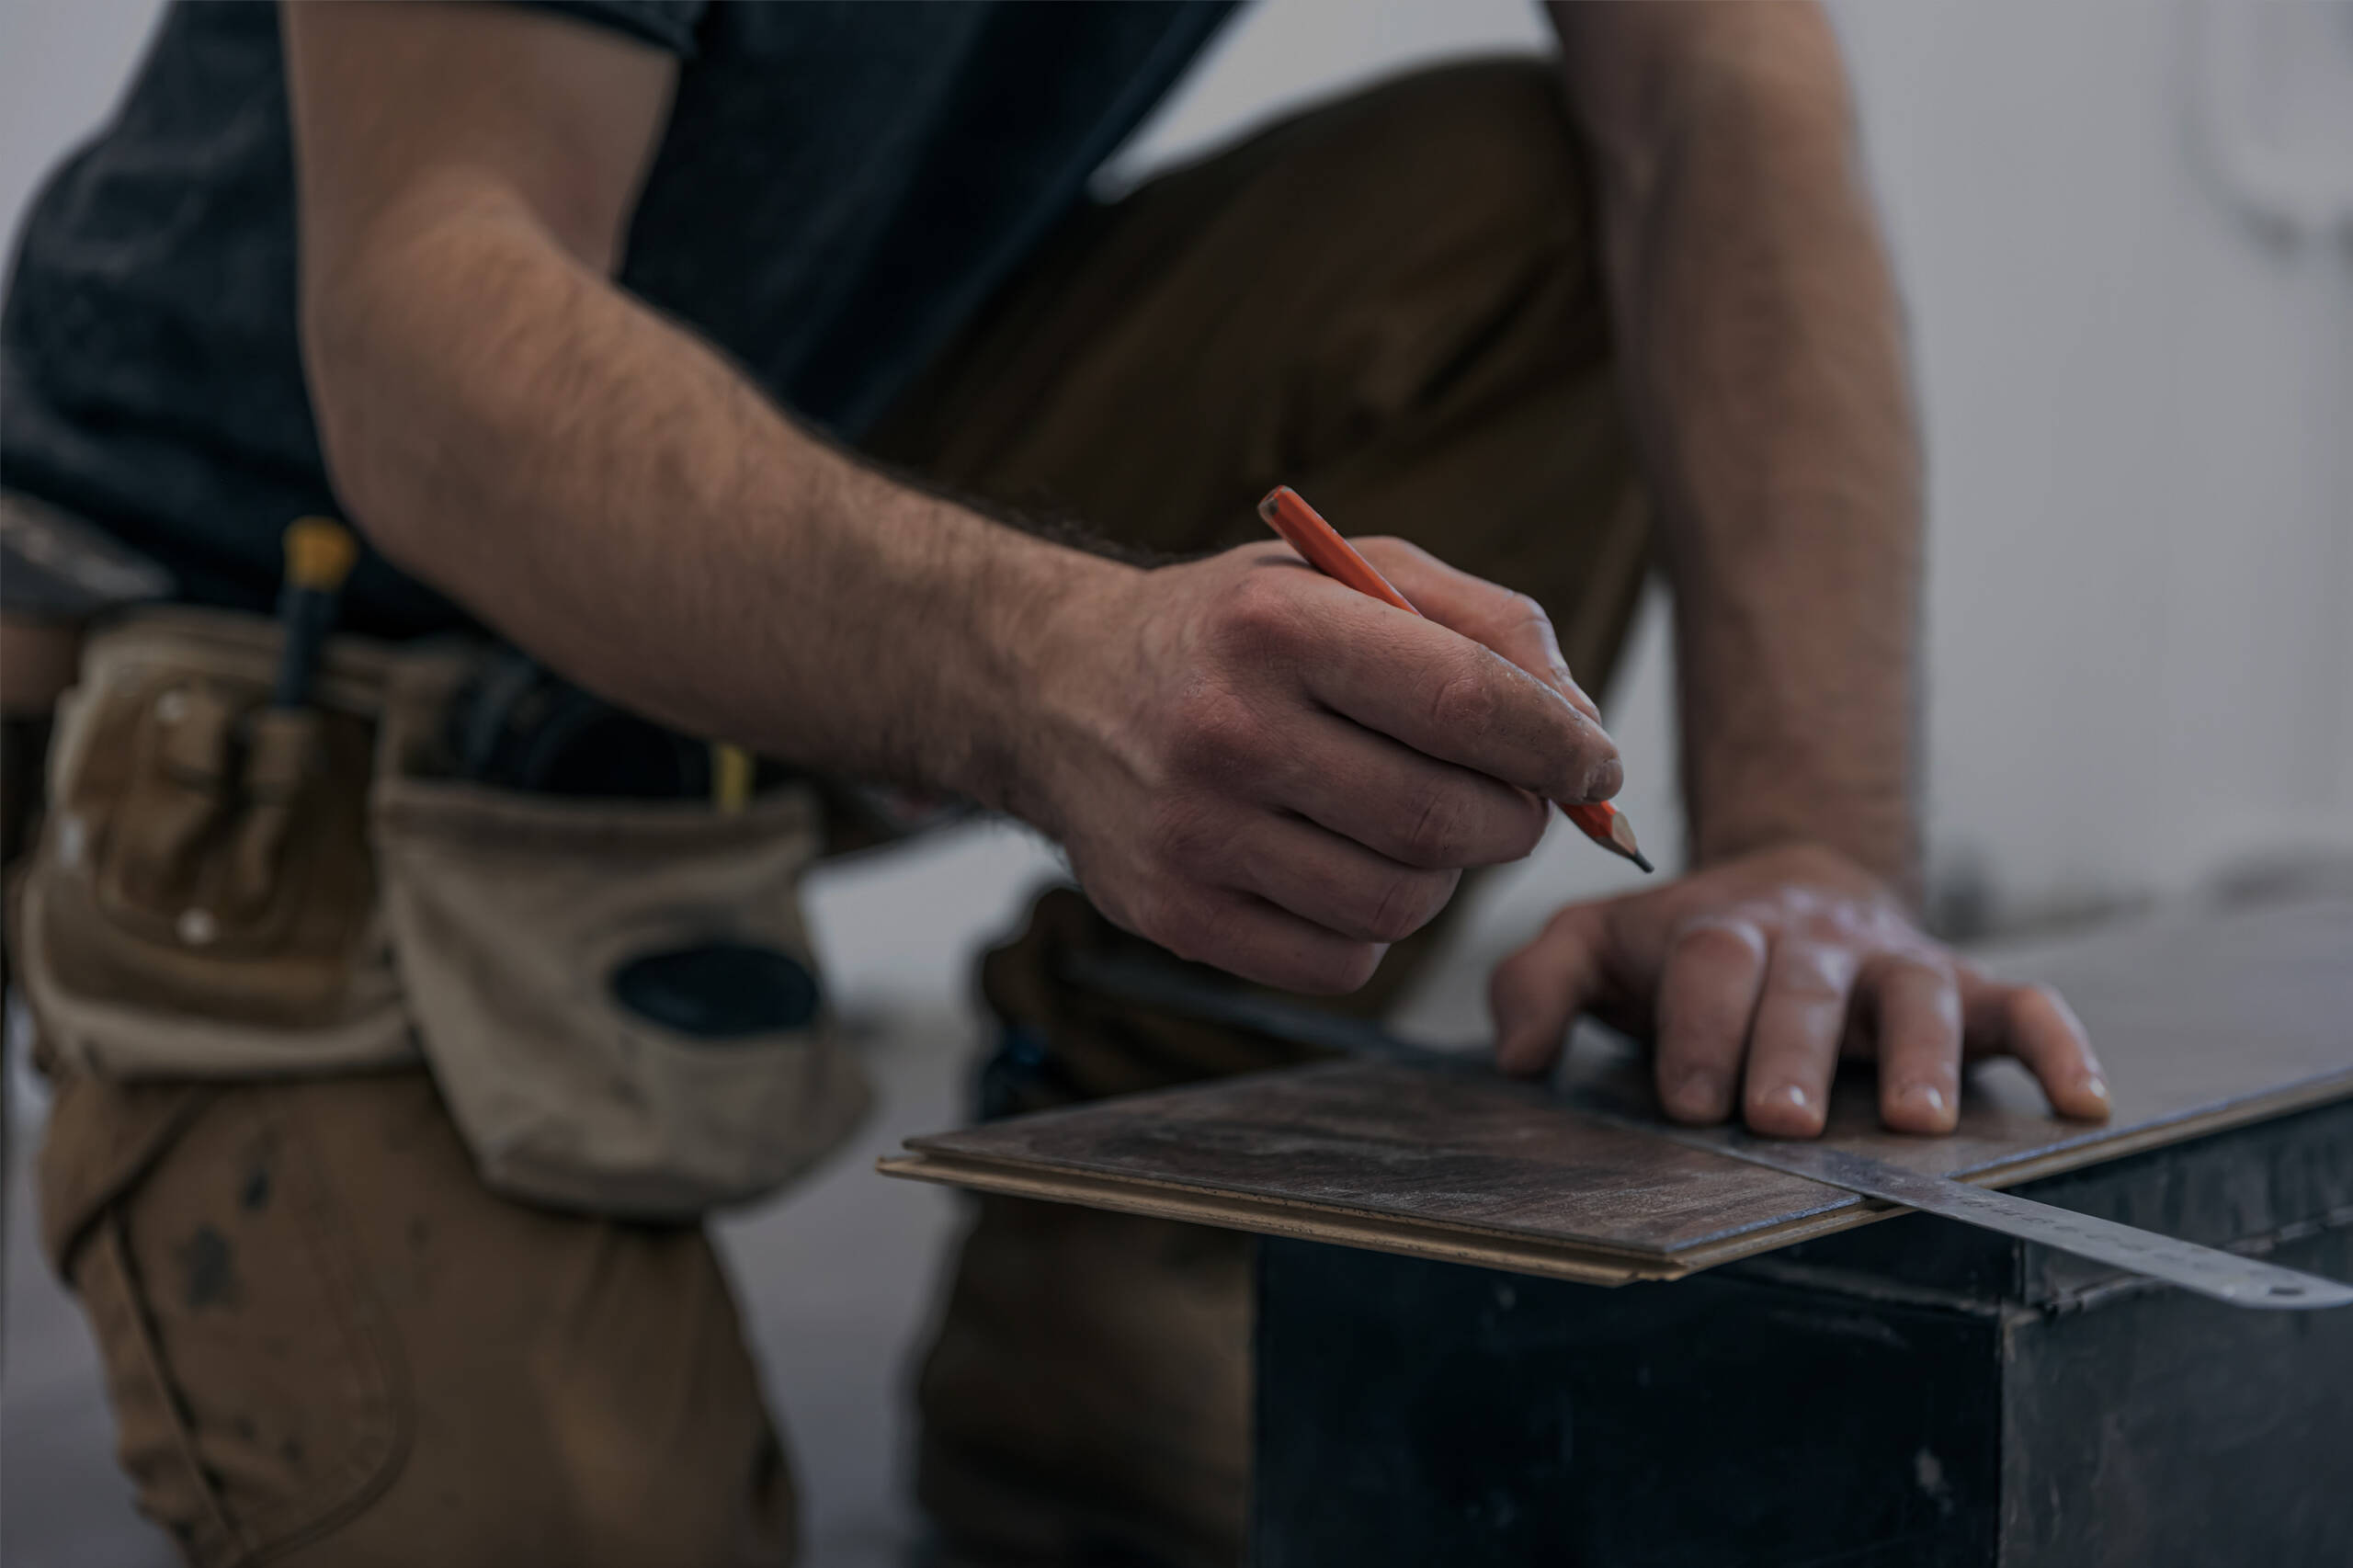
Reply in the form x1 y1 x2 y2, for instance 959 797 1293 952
1017 538 1621 994
1488 844 2111 1136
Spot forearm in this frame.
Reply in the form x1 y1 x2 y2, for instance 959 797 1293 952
302 183 1124 808
1553 3 1923 896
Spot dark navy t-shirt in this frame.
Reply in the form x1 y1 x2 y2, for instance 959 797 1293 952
0 0 1236 635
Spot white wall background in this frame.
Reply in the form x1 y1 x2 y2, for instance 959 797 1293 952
5 0 2349 979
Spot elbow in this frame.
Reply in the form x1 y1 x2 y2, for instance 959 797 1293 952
297 265 440 579
1574 4 1861 194
1665 7 1859 155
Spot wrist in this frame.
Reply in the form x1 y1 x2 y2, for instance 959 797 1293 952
935 528 1140 831
1692 797 1921 908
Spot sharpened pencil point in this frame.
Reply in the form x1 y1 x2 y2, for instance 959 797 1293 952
1608 811 1654 874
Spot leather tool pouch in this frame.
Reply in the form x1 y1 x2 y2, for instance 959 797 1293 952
16 610 870 1220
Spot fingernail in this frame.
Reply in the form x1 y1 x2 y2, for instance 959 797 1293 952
1580 754 1623 802
2082 1075 2109 1103
1675 1068 1724 1112
1780 1085 1810 1110
1901 1083 1948 1118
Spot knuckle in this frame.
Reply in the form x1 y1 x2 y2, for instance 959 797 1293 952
1142 797 1228 872
1496 590 1553 642
1166 685 1263 783
1361 870 1449 945
1128 881 1187 953
1673 918 1768 971
1216 574 1309 659
1355 536 1430 573
1771 940 1856 1001
2009 983 2067 1033
1421 665 1500 742
1542 901 1599 945
1400 784 1474 867
1143 890 1222 968
1883 952 1957 991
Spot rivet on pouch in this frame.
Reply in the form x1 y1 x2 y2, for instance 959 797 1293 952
155 687 189 724
55 812 86 869
176 908 219 947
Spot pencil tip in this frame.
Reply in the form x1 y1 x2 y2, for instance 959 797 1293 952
1608 812 1654 874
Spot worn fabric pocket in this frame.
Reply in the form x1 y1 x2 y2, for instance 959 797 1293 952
16 609 414 1076
370 653 871 1219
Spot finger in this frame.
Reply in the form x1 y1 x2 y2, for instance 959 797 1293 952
1155 886 1388 995
1220 813 1461 946
1488 901 1612 1079
1741 937 1859 1137
1652 917 1768 1124
1294 586 1622 805
1860 955 1962 1134
1271 710 1549 869
1352 537 1602 722
1962 977 2111 1121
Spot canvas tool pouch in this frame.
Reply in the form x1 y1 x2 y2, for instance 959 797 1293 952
16 608 410 1075
369 649 870 1219
17 608 870 1220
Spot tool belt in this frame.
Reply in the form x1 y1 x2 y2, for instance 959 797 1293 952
13 607 870 1219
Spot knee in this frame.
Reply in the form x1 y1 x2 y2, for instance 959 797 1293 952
1333 58 1590 239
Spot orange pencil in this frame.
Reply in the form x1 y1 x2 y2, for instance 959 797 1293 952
1258 484 1654 874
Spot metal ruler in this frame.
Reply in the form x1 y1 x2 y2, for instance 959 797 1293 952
1616 1118 2353 1310
1058 950 2353 1312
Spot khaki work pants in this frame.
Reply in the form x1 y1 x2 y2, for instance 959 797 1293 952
16 60 1649 1568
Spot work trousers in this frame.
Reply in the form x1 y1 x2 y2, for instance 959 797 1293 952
17 59 1650 1568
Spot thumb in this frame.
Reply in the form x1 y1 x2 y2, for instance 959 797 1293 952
1489 901 1614 1077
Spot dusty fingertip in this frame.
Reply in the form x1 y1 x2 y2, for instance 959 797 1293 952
2063 1074 2113 1121
1887 1082 1957 1134
1664 1068 1729 1124
1495 1034 1552 1079
1747 1083 1824 1138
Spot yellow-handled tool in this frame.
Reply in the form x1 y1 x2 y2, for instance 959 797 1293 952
272 517 357 709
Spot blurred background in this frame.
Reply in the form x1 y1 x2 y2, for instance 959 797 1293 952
5 2 2348 1563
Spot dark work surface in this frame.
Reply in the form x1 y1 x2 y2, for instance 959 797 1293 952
1255 1095 2353 1567
1256 1239 2003 1568
2001 1223 2353 1567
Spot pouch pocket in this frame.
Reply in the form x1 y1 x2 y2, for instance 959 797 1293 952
370 654 871 1219
17 610 413 1077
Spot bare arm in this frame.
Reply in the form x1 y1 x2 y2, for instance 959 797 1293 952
284 1 1096 801
1551 0 1920 893
1492 4 2107 1136
282 2 1620 994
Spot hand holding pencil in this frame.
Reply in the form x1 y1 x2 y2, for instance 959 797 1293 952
1017 496 1623 994
1258 485 1651 873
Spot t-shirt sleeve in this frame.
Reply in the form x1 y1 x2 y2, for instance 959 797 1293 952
509 2 707 57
